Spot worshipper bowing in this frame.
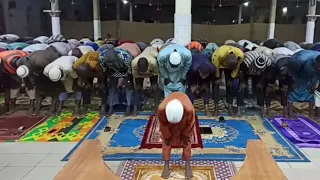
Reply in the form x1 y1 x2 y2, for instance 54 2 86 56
187 52 216 117
158 92 195 179
99 43 140 116
287 50 320 118
131 46 160 114
268 54 293 117
212 45 244 116
16 47 62 116
43 55 81 116
115 42 141 115
0 50 29 115
73 51 107 115
240 51 272 117
158 43 192 97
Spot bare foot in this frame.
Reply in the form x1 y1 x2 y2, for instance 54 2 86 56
125 106 130 116
132 106 138 117
106 108 113 117
228 106 235 117
100 105 106 116
161 168 170 179
33 109 40 116
185 164 193 179
5 109 14 115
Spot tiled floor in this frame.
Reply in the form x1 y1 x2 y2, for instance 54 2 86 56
0 142 320 180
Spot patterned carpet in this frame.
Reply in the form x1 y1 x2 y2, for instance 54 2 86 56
116 160 236 180
62 114 309 162
19 112 100 142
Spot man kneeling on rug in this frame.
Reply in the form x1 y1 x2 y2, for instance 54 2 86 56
158 92 195 179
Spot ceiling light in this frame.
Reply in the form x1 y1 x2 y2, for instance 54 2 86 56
282 7 287 13
123 0 128 4
243 2 249 6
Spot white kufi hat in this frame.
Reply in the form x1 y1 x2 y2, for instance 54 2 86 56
165 99 184 124
169 51 181 66
16 65 30 78
48 66 62 82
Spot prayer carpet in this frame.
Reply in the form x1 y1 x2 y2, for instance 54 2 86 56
116 160 236 180
0 112 46 142
19 112 102 142
140 115 203 149
271 116 320 148
62 113 309 162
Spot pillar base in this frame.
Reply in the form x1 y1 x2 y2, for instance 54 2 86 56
51 16 61 36
94 19 102 40
306 21 315 43
267 23 275 39
174 13 191 46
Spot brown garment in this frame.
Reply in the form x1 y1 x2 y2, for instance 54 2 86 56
158 92 195 156
162 140 191 161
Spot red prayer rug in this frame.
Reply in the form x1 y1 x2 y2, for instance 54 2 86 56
0 111 46 141
140 115 203 149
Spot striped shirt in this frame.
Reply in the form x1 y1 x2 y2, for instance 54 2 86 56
243 51 272 75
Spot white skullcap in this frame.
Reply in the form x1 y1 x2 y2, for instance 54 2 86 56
150 38 164 46
48 66 62 82
16 65 30 78
263 48 274 57
224 40 236 45
169 51 181 66
165 99 184 124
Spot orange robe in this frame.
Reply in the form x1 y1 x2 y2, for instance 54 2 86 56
158 92 195 160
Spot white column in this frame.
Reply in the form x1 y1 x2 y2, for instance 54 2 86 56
174 0 192 46
306 0 317 43
129 2 133 22
50 0 61 35
268 0 277 39
238 5 243 24
93 0 101 40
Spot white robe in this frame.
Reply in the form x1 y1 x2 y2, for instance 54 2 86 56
23 44 47 52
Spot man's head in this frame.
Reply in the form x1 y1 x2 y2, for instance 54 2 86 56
169 50 181 68
70 48 83 58
107 34 111 39
199 63 210 79
16 65 30 79
275 57 290 79
75 63 92 78
165 99 184 124
48 66 63 82
137 57 149 74
226 53 238 69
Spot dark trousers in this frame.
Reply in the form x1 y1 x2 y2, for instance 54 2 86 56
188 77 211 104
134 75 159 106
108 75 134 106
216 69 244 106
82 78 107 105
279 77 290 106
251 75 271 107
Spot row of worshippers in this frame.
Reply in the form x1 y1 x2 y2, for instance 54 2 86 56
1 34 320 118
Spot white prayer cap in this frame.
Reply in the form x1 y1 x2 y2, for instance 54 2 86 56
165 99 184 124
16 65 30 78
224 40 236 45
169 51 181 66
150 38 164 46
48 66 62 82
